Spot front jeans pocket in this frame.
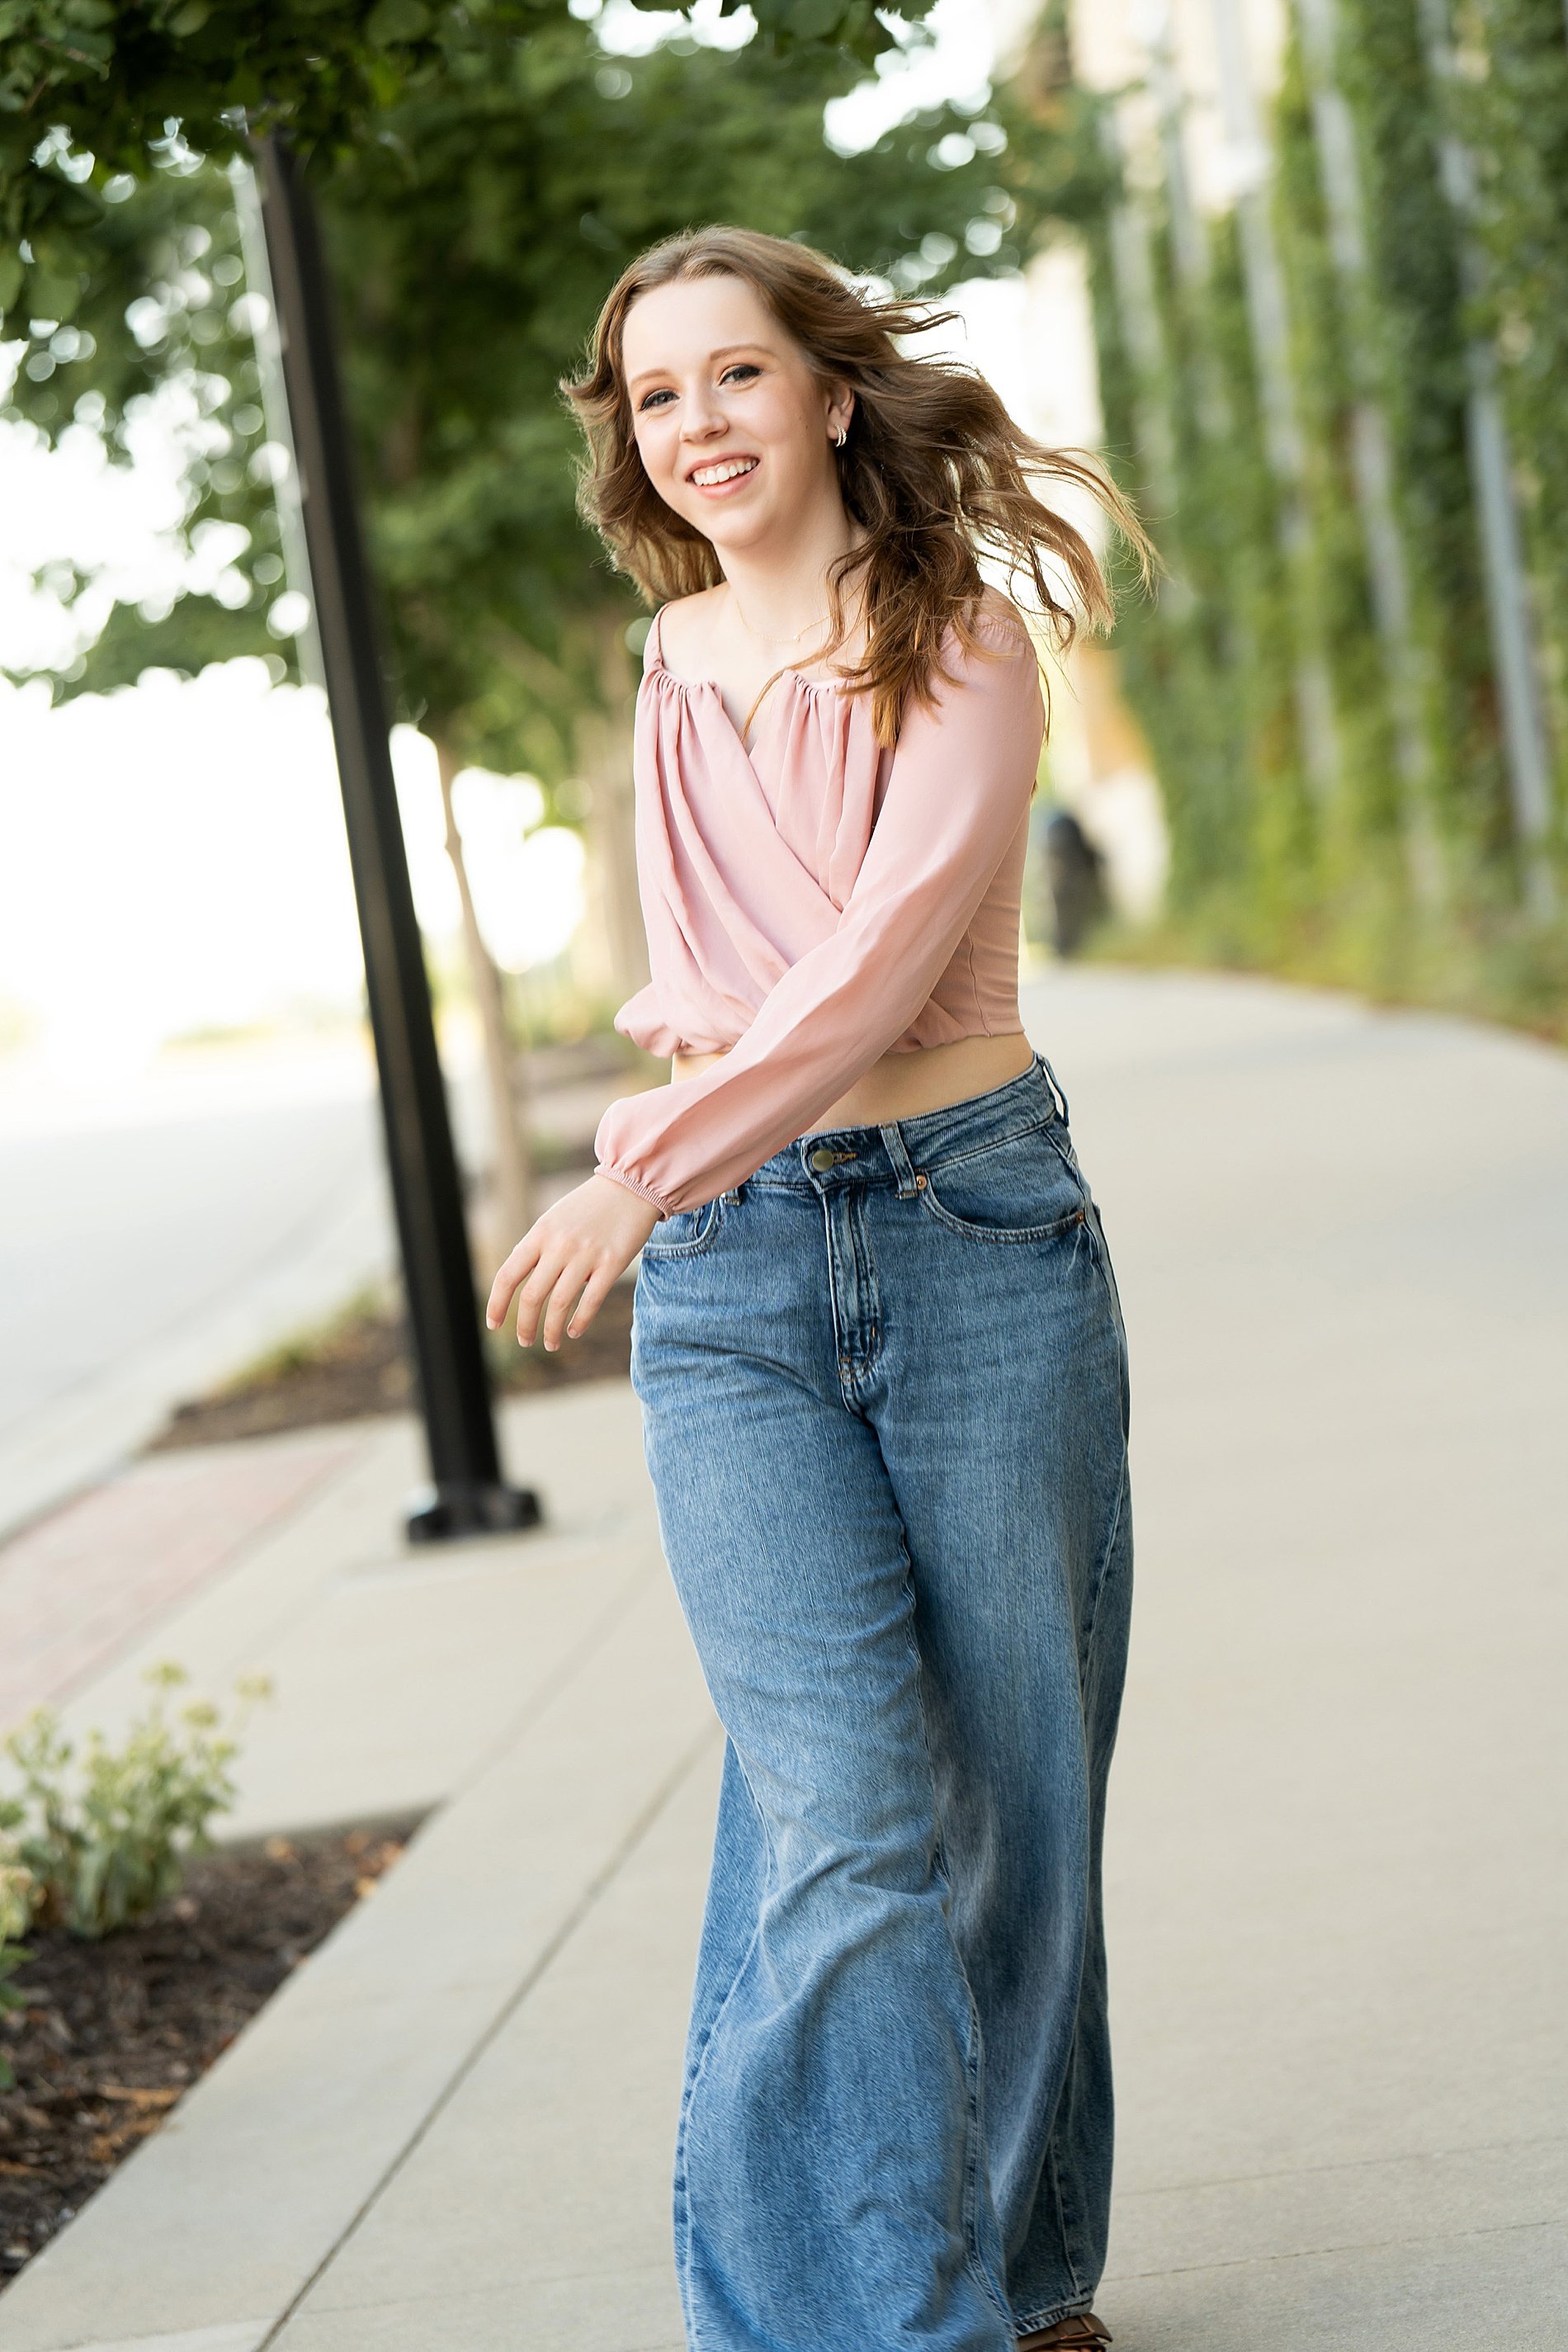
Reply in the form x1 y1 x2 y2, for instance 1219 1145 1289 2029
916 1122 1089 1244
639 1192 727 1258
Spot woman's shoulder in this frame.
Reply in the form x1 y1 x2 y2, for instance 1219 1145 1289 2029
957 584 1036 660
891 587 1043 759
646 586 726 678
918 588 1039 709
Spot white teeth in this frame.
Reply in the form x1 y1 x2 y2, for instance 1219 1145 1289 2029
692 456 758 487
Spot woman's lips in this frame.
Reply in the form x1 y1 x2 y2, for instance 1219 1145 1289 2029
688 454 760 495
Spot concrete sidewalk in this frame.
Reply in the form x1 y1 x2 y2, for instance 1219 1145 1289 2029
1 966 1565 2352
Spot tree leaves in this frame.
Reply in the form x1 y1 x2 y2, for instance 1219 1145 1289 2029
5 4 1069 792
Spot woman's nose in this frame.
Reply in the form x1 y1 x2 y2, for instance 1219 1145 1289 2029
682 385 726 440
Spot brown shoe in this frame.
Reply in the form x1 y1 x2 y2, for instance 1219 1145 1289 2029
1016 2317 1112 2351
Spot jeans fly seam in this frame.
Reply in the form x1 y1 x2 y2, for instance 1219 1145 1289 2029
848 1188 884 1388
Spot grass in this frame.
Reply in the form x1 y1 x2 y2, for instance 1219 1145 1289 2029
1087 896 1568 1051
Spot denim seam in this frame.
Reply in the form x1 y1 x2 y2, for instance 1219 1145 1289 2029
1079 1420 1131 1690
1015 2288 1096 2334
1049 2128 1091 2307
878 1119 919 1197
1036 1052 1070 1125
675 1749 775 2352
1074 1224 1131 1685
1042 1126 1091 1197
640 1192 728 1259
914 1113 1060 1176
914 1117 1087 1244
893 1527 1014 2339
917 1192 1088 1249
897 1054 1054 1147
1082 1203 1132 1443
846 1188 884 1388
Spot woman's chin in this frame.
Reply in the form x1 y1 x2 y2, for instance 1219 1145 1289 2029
691 500 794 558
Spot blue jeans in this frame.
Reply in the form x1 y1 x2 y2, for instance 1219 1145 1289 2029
631 1051 1133 2351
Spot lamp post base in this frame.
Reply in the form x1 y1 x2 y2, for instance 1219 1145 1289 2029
404 1480 544 1545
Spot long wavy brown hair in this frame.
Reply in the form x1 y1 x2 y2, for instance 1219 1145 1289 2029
560 224 1150 747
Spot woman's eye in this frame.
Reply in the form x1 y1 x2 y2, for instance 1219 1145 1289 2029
721 364 759 385
638 388 674 411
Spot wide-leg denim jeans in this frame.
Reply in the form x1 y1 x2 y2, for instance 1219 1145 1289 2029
630 1051 1133 2352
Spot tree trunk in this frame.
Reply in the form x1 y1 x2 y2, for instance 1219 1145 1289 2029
1296 0 1443 908
433 735 534 1273
573 612 648 1012
1210 0 1344 810
1418 0 1556 917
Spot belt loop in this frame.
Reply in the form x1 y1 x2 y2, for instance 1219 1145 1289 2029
880 1121 919 1197
1037 1051 1070 1126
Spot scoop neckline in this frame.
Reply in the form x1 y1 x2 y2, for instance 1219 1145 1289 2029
645 601 852 700
645 645 849 698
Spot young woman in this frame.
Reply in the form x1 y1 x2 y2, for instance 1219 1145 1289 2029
486 225 1145 2352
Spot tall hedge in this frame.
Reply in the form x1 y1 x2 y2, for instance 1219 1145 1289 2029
1059 0 1565 1017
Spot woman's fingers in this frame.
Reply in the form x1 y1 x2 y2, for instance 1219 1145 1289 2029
488 1176 658 1347
486 1231 541 1332
512 1244 574 1348
536 1260 592 1354
526 1244 626 1352
567 1263 621 1342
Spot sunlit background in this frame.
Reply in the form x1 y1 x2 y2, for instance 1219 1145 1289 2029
1 0 1135 1093
3 0 1563 1531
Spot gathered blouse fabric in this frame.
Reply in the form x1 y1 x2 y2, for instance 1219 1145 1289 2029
592 598 1047 1217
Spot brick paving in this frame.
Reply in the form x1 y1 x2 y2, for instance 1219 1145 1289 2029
0 1437 363 1737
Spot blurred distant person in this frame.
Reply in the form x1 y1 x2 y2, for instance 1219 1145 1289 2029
1042 806 1108 958
489 225 1150 2352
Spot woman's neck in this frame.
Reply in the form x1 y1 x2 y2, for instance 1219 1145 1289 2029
716 511 869 649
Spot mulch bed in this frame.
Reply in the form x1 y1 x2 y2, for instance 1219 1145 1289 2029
0 1814 422 2289
145 1281 635 1452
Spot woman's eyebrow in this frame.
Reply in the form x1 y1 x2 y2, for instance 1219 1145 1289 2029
626 342 776 391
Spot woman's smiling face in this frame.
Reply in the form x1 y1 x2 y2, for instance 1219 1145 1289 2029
621 272 849 556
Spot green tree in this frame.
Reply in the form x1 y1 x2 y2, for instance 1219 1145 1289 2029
0 0 930 321
4 2 1086 1242
6 19 1060 763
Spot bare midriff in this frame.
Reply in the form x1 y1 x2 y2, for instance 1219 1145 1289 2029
669 1030 1035 1139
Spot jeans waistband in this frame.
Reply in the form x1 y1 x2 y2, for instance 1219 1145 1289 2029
745 1049 1070 1198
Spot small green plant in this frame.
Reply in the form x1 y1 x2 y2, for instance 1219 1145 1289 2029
0 1835 37 2089
0 1806 37 2089
2 1662 275 1942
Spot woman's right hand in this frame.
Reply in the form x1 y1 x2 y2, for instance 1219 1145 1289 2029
485 1172 660 1352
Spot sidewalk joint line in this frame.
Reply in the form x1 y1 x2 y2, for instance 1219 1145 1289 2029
252 1713 721 2351
1106 2208 1563 2284
442 1551 659 1807
1119 2124 1568 2201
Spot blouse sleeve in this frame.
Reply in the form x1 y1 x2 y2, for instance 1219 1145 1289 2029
592 615 1046 1216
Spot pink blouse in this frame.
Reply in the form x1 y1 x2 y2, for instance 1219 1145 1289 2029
592 595 1046 1216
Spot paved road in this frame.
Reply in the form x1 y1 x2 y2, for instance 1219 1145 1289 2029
1 965 1563 2352
0 1039 395 1538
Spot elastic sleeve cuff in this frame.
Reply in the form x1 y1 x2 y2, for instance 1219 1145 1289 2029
594 1163 680 1220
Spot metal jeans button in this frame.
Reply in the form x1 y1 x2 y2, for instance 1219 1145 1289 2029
808 1145 838 1172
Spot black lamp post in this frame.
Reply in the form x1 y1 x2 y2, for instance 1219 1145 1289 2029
254 134 540 1544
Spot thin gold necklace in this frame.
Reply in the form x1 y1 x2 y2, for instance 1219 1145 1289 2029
725 583 835 653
